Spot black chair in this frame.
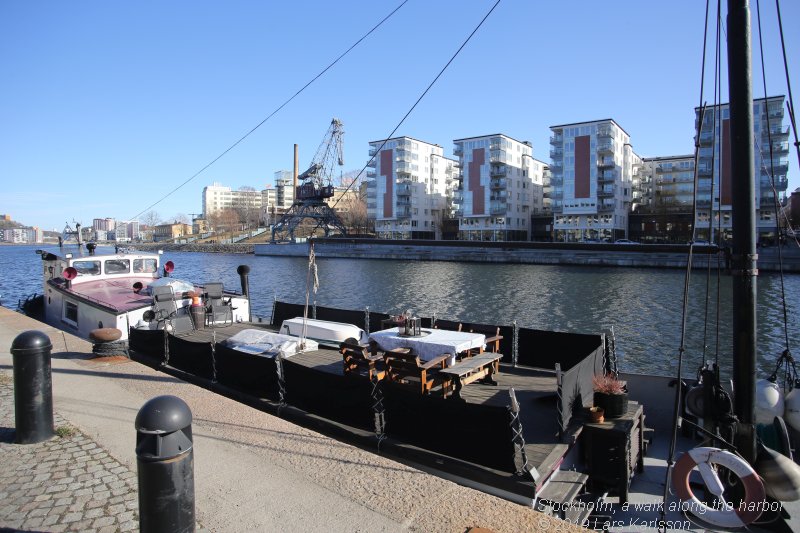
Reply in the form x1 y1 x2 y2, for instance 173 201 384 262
204 282 233 326
151 285 195 336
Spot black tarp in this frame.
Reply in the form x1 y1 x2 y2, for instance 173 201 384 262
271 301 306 329
381 382 515 472
557 345 605 433
282 358 375 429
166 335 214 380
215 343 280 400
129 328 164 360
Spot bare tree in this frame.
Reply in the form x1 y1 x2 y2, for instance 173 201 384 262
172 213 190 225
141 211 161 228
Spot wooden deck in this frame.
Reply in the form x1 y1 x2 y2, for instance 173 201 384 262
151 323 577 489
285 345 570 479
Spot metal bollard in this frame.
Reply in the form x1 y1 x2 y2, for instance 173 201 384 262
11 330 54 444
237 264 251 322
135 395 195 533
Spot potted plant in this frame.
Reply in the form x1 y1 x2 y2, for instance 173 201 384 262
593 374 629 419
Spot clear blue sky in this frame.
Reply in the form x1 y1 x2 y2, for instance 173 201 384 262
1 0 798 231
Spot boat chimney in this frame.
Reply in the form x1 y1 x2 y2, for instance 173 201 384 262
293 144 299 192
86 242 96 256
237 265 251 322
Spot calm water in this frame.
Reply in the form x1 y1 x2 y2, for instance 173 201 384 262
2 243 798 379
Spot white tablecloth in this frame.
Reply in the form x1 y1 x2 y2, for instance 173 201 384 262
369 327 485 365
223 330 318 358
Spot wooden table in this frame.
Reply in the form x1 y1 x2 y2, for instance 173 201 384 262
369 327 485 365
439 352 502 400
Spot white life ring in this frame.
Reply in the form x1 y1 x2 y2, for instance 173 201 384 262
672 447 766 528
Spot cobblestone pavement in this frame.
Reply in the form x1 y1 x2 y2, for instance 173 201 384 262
0 371 139 533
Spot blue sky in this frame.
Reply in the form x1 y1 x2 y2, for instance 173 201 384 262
1 0 798 231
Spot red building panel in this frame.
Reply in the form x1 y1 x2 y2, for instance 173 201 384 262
574 135 590 199
381 149 393 217
469 148 485 215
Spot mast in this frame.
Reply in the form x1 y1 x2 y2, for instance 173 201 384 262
727 0 757 463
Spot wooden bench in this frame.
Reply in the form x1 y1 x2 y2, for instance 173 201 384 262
439 352 502 400
340 338 384 381
384 350 449 395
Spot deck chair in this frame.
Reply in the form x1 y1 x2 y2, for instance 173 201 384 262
204 282 233 327
384 350 449 395
151 285 195 336
340 338 385 381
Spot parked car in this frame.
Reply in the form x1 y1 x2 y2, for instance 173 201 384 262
614 239 636 244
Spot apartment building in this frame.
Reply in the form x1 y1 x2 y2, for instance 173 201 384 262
452 134 539 241
92 218 116 232
2 227 42 243
366 136 457 240
694 95 790 244
629 155 696 243
202 182 263 219
548 119 636 242
260 171 296 226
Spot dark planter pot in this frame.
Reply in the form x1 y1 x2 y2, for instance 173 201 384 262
594 391 629 419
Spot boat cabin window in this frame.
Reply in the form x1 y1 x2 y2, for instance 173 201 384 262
63 301 78 326
133 258 158 273
105 259 131 275
72 260 101 276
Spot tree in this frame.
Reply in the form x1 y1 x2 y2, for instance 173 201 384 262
172 213 190 225
141 211 161 228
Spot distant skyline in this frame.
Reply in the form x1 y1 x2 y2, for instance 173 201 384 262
2 0 798 230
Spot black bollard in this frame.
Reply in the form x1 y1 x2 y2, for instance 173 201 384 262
135 395 195 533
11 330 54 444
237 264 251 322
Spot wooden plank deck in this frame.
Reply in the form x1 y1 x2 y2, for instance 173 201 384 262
285 347 569 477
162 326 573 482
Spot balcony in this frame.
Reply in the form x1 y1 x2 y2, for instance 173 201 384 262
550 147 564 158
598 188 615 198
490 150 506 163
396 197 411 206
489 142 501 151
764 126 790 137
770 142 790 153
697 166 713 177
596 141 615 154
597 158 615 168
550 133 563 145
396 162 413 174
490 178 508 190
396 208 412 219
366 159 376 168
396 184 411 196
453 145 463 156
490 203 507 215
598 170 617 182
368 147 378 157
550 160 564 170
366 170 376 179
768 108 784 119
490 165 507 177
596 126 613 138
490 192 508 201
759 196 778 207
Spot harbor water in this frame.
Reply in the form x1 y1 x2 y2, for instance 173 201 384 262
2 243 798 380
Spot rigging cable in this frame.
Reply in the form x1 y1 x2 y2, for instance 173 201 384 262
127 0 410 222
659 1 713 529
314 0 502 232
775 0 800 174
756 0 796 389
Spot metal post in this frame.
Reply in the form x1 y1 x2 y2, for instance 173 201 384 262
728 0 757 464
135 395 195 533
237 264 251 322
11 330 54 444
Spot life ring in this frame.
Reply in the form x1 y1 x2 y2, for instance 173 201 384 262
672 447 765 528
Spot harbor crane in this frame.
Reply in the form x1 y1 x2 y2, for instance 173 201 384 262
271 118 348 243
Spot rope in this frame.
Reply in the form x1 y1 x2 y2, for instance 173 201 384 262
314 0 502 231
661 3 714 528
508 388 532 477
91 340 128 357
129 0 409 221
371 375 386 447
210 331 217 383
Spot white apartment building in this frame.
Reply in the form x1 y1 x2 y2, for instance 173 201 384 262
260 170 296 226
3 228 42 243
202 182 263 219
366 136 457 240
453 134 539 241
694 95 790 243
549 119 635 242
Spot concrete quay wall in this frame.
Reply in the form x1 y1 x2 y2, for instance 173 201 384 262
256 238 800 272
